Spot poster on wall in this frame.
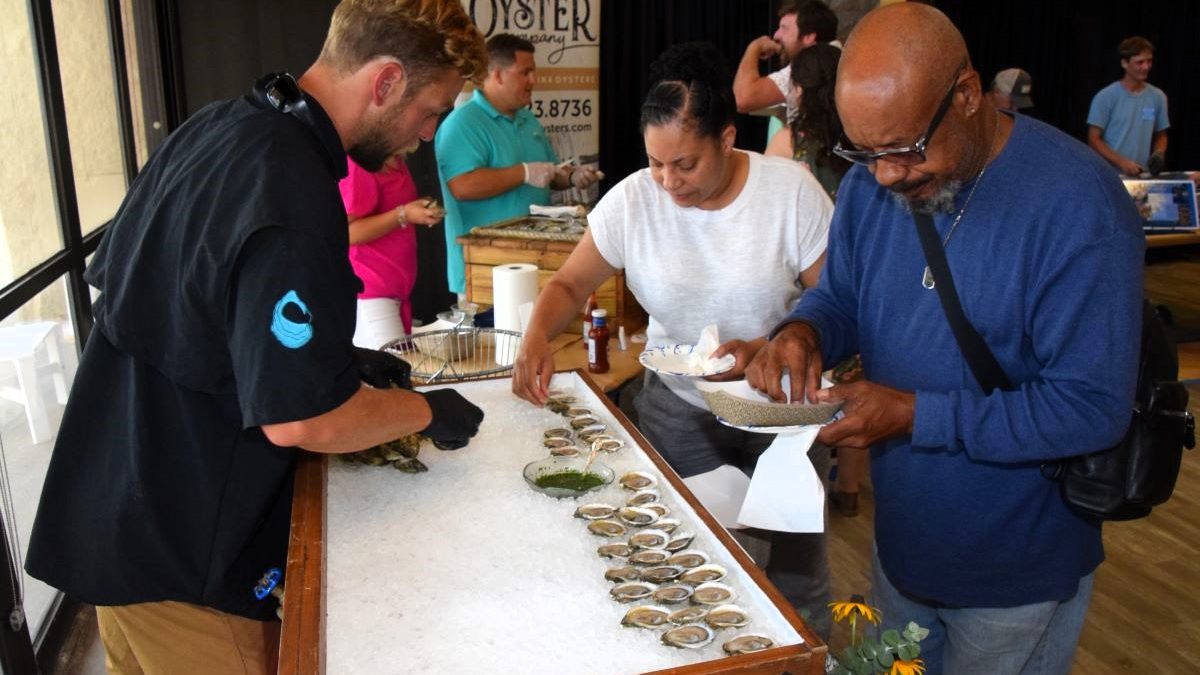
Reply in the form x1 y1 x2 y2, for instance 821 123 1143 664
461 0 602 204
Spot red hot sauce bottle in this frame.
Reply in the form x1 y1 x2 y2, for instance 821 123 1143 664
587 308 610 374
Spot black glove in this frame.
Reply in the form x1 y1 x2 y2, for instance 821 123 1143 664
420 389 484 450
352 347 412 390
1148 152 1165 176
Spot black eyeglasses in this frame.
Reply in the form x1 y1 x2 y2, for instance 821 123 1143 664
832 67 965 167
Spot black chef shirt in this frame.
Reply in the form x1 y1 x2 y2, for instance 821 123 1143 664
26 80 362 620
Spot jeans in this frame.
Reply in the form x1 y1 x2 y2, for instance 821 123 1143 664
634 372 833 639
870 550 1094 675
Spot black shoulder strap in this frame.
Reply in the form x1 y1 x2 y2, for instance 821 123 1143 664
913 211 1014 393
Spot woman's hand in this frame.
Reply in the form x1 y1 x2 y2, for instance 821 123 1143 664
402 198 445 227
511 336 556 406
704 337 766 381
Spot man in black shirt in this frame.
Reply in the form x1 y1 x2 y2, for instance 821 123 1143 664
25 2 488 673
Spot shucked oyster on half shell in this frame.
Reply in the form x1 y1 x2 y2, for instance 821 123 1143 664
666 550 709 569
628 549 671 566
574 503 616 520
587 519 628 537
691 581 737 605
705 604 751 628
626 490 660 507
651 583 695 605
639 565 685 584
665 532 696 552
597 542 635 559
619 471 658 491
617 506 659 527
722 633 774 656
680 563 727 585
622 605 671 629
543 427 572 439
605 565 642 583
628 528 671 550
661 624 715 649
668 605 709 625
610 581 658 603
642 502 671 518
549 445 581 458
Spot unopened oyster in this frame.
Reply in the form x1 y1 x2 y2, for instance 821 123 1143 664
622 605 671 629
668 606 709 625
546 399 571 415
610 581 657 602
692 581 737 605
661 624 714 649
628 549 671 566
346 433 427 473
629 528 670 549
605 565 642 583
619 472 658 491
667 550 709 569
680 564 727 585
705 604 750 628
665 532 696 552
640 565 685 583
587 519 628 537
626 490 660 506
617 506 659 527
722 634 774 656
597 542 634 559
651 584 695 605
575 503 616 520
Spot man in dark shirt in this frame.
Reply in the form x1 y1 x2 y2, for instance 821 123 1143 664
25 2 488 673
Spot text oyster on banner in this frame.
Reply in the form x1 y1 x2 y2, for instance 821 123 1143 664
461 0 602 204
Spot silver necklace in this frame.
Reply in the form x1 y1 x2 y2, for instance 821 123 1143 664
921 163 988 290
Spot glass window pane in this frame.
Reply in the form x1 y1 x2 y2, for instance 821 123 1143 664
0 277 79 640
0 0 64 286
52 0 129 236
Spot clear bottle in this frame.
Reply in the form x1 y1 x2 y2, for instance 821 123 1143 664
581 293 598 348
587 308 610 374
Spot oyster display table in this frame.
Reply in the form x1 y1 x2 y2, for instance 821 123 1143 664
278 371 825 674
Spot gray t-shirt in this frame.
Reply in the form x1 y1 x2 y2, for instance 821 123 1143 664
590 151 832 407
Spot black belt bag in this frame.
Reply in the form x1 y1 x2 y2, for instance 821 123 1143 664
913 212 1194 522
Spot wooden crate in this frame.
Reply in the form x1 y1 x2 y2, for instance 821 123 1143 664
458 233 647 334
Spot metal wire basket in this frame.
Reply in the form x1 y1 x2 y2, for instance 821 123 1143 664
382 327 523 384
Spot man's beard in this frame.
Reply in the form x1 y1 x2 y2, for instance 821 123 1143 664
891 179 964 215
347 104 415 171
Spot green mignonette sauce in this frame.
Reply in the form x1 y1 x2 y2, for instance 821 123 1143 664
534 470 606 491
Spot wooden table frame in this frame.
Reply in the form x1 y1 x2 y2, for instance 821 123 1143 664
278 371 826 675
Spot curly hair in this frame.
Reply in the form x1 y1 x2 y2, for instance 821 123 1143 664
640 42 735 139
319 0 488 86
788 43 848 171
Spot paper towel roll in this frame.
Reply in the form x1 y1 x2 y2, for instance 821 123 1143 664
492 263 539 365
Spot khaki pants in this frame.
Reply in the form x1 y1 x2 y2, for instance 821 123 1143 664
97 601 279 675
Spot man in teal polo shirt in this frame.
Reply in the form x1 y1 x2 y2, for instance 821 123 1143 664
435 33 600 298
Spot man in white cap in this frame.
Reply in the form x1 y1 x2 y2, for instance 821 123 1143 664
988 68 1034 112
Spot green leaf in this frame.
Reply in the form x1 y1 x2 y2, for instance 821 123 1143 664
898 643 919 661
877 651 895 668
853 661 874 675
882 629 902 647
860 642 877 659
902 621 930 642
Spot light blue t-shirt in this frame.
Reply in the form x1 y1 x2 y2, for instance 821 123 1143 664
434 90 558 294
1086 81 1169 168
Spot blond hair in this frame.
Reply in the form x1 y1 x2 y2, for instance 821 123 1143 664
319 0 487 85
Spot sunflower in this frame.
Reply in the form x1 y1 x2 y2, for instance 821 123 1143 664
888 658 926 675
828 594 881 625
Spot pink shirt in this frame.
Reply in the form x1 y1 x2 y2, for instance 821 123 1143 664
339 158 419 333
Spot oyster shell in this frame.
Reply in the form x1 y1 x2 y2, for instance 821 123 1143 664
569 416 600 430
705 604 750 628
597 542 634 559
680 563 727 585
665 532 696 552
546 399 570 415
576 424 608 440
605 565 642 583
619 472 658 491
668 605 709 625
628 549 671 566
661 624 714 649
628 528 670 549
653 518 681 534
722 634 774 656
543 428 572 439
692 582 737 605
622 605 671 629
549 446 581 457
626 490 660 506
666 550 709 569
591 438 625 453
543 437 574 449
574 503 616 520
610 581 657 602
565 407 593 418
640 565 685 583
642 503 671 518
617 506 659 527
587 519 628 537
651 584 695 605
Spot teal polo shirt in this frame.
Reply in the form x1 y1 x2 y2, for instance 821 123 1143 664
434 90 558 294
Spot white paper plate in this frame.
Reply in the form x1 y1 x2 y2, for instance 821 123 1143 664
715 416 823 434
638 344 736 377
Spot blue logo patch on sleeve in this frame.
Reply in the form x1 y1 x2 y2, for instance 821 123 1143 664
271 290 313 349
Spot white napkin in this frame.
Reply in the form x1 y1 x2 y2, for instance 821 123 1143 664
681 465 751 530
687 323 736 373
736 427 825 533
529 204 586 218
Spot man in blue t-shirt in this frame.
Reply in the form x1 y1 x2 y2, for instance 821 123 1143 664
1087 36 1170 176
435 34 601 298
748 5 1143 674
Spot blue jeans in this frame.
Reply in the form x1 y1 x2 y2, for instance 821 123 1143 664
634 373 833 639
870 550 1093 675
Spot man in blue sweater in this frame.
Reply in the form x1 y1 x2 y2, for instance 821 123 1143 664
747 5 1143 674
